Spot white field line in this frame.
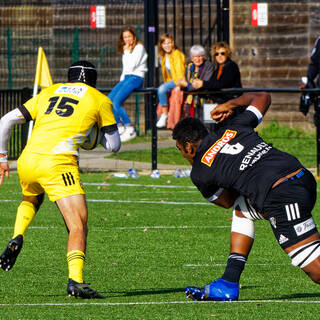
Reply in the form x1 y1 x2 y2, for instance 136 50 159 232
0 225 229 231
5 180 320 193
1 300 320 307
184 263 290 267
111 225 229 230
87 190 198 194
0 199 209 205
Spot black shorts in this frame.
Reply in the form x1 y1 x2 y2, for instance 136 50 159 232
263 168 318 249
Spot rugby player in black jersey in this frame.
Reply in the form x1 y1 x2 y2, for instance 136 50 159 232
173 92 320 301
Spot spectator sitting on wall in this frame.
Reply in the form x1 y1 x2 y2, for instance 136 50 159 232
157 44 214 130
177 44 214 117
108 27 148 142
192 41 242 104
156 33 186 129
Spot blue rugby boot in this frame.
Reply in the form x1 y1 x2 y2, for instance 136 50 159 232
202 278 239 301
185 278 239 301
185 286 204 301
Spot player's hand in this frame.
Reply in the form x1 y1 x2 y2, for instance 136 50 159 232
298 83 307 90
0 162 9 186
210 103 235 122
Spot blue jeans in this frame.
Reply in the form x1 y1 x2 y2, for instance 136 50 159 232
108 75 143 126
157 80 176 107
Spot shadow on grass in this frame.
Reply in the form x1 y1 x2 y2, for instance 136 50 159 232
280 292 320 299
105 287 185 298
29 288 185 300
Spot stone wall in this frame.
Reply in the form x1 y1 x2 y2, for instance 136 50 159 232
231 0 320 127
1 1 320 130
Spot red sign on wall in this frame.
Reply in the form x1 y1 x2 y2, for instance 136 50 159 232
251 3 268 26
251 3 258 26
90 6 105 29
90 6 97 28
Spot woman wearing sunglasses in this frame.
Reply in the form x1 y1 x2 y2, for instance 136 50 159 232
192 41 242 104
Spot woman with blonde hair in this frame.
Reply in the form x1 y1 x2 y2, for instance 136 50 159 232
108 27 148 142
156 33 186 128
192 41 242 103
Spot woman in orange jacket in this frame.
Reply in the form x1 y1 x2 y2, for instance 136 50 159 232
156 34 186 128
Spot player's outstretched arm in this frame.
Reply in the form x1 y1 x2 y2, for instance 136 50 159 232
0 108 27 185
211 92 271 122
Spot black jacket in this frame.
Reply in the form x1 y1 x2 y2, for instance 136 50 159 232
202 59 242 103
307 36 320 88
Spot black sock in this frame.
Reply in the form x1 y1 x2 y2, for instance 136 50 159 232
221 253 247 283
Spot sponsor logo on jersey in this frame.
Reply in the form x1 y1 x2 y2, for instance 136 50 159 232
239 142 272 171
201 130 237 167
270 217 277 229
55 85 88 98
294 217 316 236
279 234 289 245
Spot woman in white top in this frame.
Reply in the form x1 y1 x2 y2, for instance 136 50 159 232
108 27 148 142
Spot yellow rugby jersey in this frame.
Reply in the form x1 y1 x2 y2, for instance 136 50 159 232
19 82 116 156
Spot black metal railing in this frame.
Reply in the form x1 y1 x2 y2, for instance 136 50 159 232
143 87 320 174
2 87 320 177
0 88 32 159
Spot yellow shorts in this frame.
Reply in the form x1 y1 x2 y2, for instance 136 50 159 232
17 152 85 202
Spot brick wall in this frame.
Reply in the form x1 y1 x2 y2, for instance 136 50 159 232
232 0 320 127
1 1 320 130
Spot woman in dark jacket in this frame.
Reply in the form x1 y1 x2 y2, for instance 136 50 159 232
192 41 242 104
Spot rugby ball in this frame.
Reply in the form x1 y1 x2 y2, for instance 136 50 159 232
81 123 102 150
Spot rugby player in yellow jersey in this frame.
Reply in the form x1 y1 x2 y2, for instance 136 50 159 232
0 61 120 299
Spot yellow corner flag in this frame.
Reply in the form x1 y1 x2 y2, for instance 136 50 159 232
28 47 53 139
34 46 53 89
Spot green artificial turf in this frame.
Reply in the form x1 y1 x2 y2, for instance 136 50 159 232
0 173 319 319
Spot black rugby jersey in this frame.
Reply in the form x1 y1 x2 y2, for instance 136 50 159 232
191 108 302 212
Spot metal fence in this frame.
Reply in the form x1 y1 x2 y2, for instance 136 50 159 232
1 1 221 87
0 88 31 159
158 0 221 57
1 0 224 133
147 87 320 174
3 87 319 177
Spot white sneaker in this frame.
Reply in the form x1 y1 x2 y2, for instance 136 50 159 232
118 125 125 135
156 113 168 128
121 126 137 142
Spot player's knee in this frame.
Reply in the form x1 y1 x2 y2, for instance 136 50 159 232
35 193 44 211
231 208 255 239
22 194 44 211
